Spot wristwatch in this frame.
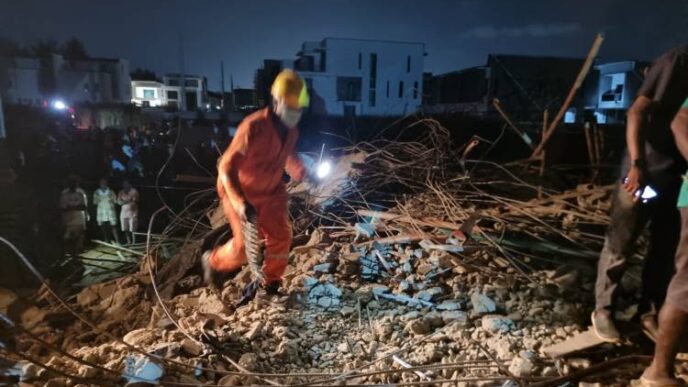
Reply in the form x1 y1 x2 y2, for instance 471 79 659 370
632 158 646 168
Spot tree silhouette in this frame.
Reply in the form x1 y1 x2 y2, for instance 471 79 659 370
60 37 88 60
30 40 59 58
0 37 29 56
131 68 159 81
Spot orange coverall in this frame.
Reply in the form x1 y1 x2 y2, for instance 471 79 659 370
210 107 305 284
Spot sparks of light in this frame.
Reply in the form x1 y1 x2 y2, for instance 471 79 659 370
316 161 331 179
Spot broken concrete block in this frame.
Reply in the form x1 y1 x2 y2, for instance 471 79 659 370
340 306 355 317
20 306 46 330
76 288 99 307
436 300 461 311
508 356 534 378
441 311 468 326
20 362 40 381
245 321 264 340
398 280 412 292
406 319 432 335
355 223 375 238
181 339 203 357
0 288 17 314
359 253 381 280
481 315 515 333
416 263 435 275
313 262 335 274
123 329 156 346
238 353 258 371
124 355 163 384
415 287 443 302
306 278 342 308
471 293 496 315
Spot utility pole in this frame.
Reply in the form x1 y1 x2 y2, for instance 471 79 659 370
0 95 5 139
220 61 226 112
230 73 235 111
178 31 186 113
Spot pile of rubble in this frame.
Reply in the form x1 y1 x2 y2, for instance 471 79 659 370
3 121 653 386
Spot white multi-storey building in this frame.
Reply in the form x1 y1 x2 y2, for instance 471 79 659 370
293 38 425 117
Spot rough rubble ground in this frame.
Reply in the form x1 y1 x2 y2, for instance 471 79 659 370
11 226 622 387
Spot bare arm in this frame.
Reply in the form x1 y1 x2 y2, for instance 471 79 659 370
626 96 652 163
672 109 688 161
623 96 652 197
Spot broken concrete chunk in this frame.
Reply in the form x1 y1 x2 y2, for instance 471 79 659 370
441 311 468 326
313 262 335 274
76 288 99 307
238 353 259 371
398 280 412 292
359 253 381 280
181 338 203 357
481 314 515 333
124 355 163 384
406 318 432 335
245 321 264 340
340 306 355 317
416 263 435 276
355 223 375 238
415 287 443 302
20 362 40 381
123 329 156 346
471 293 496 315
508 356 534 378
305 278 342 308
20 306 46 330
436 300 461 311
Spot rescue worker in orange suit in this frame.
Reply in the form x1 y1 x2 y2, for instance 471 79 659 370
202 69 310 305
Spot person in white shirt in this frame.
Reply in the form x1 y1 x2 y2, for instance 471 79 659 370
93 178 120 244
59 176 88 258
117 179 139 245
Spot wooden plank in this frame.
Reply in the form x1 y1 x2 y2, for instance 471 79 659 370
542 329 606 358
532 33 605 157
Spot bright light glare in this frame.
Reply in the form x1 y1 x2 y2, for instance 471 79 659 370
52 100 67 110
316 161 331 179
640 185 658 200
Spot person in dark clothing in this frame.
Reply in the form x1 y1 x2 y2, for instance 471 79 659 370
593 45 688 345
594 44 688 386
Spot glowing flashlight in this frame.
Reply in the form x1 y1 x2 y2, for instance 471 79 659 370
316 160 331 179
52 99 67 111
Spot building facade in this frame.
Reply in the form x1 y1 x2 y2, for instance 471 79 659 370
582 61 647 124
254 38 425 117
0 54 131 106
0 57 42 106
162 74 208 111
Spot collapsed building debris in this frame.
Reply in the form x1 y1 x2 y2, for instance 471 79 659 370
0 119 668 386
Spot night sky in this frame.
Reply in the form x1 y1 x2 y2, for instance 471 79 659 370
1 0 687 90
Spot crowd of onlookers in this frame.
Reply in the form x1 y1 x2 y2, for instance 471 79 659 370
5 117 238 261
59 176 139 257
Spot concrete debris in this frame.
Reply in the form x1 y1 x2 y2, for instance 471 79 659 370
181 338 204 357
406 318 432 335
481 314 515 333
245 320 264 340
436 300 461 310
313 262 335 274
14 144 642 385
471 293 497 315
124 355 164 383
305 277 342 308
20 362 40 381
355 222 376 238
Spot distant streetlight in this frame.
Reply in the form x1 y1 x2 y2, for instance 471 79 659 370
52 99 68 111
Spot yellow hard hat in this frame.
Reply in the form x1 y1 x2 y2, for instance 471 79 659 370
271 69 310 108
